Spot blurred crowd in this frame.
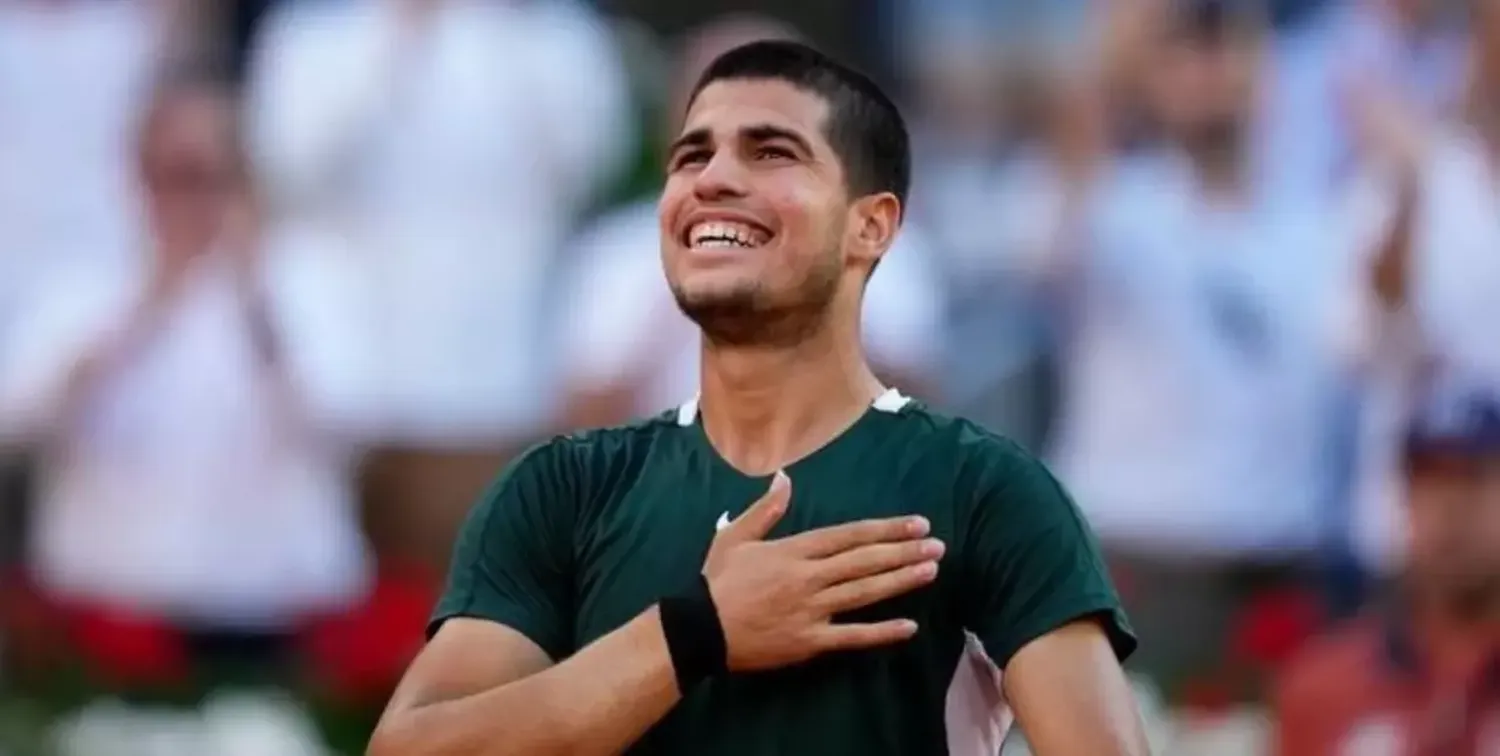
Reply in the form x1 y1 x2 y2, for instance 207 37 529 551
0 0 1499 753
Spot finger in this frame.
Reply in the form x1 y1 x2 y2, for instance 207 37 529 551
813 538 945 586
816 561 939 614
720 470 791 544
812 619 920 653
782 515 929 558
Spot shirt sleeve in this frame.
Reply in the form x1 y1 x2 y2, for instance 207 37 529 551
959 437 1136 669
428 438 582 660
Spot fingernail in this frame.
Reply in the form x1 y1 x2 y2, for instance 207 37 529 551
917 562 938 578
900 620 919 633
922 539 946 558
908 516 930 535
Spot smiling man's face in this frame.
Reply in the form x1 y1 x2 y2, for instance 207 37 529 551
658 78 851 344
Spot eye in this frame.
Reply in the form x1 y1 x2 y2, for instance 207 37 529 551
670 149 711 171
755 145 796 160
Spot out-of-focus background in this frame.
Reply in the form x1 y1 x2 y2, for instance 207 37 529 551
1 0 1498 753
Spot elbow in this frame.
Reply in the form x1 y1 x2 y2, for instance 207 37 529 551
365 712 481 756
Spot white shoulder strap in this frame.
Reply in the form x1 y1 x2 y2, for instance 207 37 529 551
871 387 912 413
676 387 909 426
676 394 700 426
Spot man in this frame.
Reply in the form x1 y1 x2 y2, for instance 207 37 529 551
0 0 167 328
0 66 370 695
557 15 944 430
1331 0 1500 586
1026 0 1341 696
1275 374 1500 753
369 41 1145 756
246 0 632 569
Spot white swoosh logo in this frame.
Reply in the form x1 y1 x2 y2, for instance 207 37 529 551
716 511 731 531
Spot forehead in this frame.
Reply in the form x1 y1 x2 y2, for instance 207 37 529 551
680 79 831 146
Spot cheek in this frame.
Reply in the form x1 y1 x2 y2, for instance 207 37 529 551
764 179 837 241
657 180 694 266
658 178 692 239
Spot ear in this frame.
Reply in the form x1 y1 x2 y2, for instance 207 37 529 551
846 192 902 270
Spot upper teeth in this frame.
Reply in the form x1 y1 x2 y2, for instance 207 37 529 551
690 222 765 248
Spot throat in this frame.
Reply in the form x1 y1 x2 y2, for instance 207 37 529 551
692 347 888 476
701 395 876 477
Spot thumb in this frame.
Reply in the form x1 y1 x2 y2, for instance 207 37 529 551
722 470 791 543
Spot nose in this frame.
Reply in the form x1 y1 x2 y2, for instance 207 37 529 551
692 150 750 203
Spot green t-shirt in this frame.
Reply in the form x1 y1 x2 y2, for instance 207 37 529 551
431 391 1135 755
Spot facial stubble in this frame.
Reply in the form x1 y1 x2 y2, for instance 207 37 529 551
671 243 844 349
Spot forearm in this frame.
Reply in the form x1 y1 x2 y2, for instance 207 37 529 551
370 607 682 756
1370 169 1420 309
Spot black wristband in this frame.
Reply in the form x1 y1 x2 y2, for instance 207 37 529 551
659 573 729 694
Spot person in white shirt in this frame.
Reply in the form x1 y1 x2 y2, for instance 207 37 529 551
0 0 174 339
245 0 635 567
0 66 371 685
1257 0 1468 205
247 0 631 444
1028 0 1344 693
555 17 944 429
1331 0 1500 587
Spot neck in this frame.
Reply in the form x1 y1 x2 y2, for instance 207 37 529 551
696 320 883 476
1414 590 1500 681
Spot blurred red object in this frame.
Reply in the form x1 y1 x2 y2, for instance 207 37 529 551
1 564 436 699
0 570 189 687
1232 587 1322 669
69 604 191 687
302 564 437 704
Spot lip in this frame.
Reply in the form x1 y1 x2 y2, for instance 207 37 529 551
677 209 775 249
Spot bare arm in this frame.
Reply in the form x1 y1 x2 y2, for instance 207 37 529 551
1344 75 1427 354
368 613 681 756
1004 620 1149 756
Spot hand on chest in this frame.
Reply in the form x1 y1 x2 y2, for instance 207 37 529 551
572 468 960 643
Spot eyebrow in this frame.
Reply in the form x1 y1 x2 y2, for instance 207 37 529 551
666 127 711 161
742 124 814 156
665 123 816 162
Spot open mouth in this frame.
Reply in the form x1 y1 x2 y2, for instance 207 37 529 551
684 220 772 250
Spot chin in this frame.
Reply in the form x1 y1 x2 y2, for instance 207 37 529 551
673 283 759 318
670 268 763 307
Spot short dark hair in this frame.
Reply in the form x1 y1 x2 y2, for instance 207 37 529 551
687 40 910 211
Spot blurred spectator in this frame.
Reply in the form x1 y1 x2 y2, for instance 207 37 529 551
0 0 174 332
0 66 371 691
1276 374 1500 754
245 0 634 566
899 8 1099 449
1258 0 1467 202
1029 0 1342 698
1336 0 1468 118
555 15 944 429
1333 0 1500 582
